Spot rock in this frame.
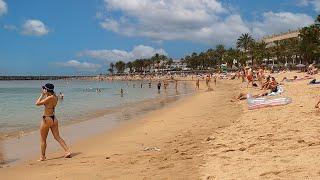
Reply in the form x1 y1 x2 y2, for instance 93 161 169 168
206 136 216 141
106 156 110 160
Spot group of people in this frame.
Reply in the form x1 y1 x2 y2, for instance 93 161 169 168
234 66 281 100
195 73 217 90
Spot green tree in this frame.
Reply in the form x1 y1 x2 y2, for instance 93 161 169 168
126 61 133 73
215 44 226 66
299 24 320 64
237 33 255 65
108 62 115 75
115 61 126 74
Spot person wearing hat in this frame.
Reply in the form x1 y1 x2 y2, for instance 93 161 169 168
35 83 71 161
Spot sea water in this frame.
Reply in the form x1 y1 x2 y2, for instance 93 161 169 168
0 80 194 138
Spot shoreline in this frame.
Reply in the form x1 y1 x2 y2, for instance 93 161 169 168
0 80 241 179
0 88 194 141
0 78 196 140
0 81 196 166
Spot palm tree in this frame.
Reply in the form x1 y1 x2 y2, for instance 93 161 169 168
237 33 255 65
115 61 126 74
252 41 267 65
224 48 240 67
299 25 320 64
108 63 115 75
126 61 133 73
216 44 226 65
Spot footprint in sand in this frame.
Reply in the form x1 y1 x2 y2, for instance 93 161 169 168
260 170 283 177
158 163 174 170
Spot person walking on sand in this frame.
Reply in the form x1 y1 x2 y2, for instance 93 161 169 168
196 78 200 90
205 74 211 89
175 79 178 91
35 83 71 161
246 68 254 87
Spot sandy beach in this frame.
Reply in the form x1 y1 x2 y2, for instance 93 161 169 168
1 72 320 179
0 79 239 179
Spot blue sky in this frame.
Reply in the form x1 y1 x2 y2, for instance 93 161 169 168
0 0 318 75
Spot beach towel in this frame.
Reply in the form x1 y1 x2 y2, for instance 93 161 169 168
268 86 284 96
309 79 320 85
247 95 292 110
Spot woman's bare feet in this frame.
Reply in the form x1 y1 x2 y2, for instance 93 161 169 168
64 151 71 158
37 156 46 161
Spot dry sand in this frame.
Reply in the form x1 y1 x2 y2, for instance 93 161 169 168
2 72 320 179
201 72 320 179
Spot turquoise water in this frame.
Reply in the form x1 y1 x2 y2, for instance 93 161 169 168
0 80 193 137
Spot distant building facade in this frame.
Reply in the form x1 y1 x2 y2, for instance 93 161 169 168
262 30 300 44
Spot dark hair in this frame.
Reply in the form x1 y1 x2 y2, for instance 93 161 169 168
42 83 55 93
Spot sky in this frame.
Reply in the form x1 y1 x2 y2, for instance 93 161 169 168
0 0 319 75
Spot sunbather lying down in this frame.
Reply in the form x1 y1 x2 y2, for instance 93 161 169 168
234 85 280 101
282 75 313 82
281 76 297 82
309 79 320 84
236 92 269 100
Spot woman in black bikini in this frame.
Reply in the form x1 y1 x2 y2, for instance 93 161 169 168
35 83 71 161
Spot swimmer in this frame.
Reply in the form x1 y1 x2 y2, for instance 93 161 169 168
120 88 124 97
59 92 64 100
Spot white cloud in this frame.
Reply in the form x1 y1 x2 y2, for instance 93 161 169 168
22 19 49 36
3 24 17 31
99 0 245 45
299 0 320 12
79 45 167 62
0 0 7 16
99 0 313 45
56 60 102 71
252 12 314 37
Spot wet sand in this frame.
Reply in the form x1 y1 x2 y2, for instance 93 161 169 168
0 87 192 166
0 80 241 179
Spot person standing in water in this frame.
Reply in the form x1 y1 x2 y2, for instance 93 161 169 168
35 83 71 161
59 92 64 100
157 81 161 93
163 80 168 90
175 79 178 92
120 88 124 97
